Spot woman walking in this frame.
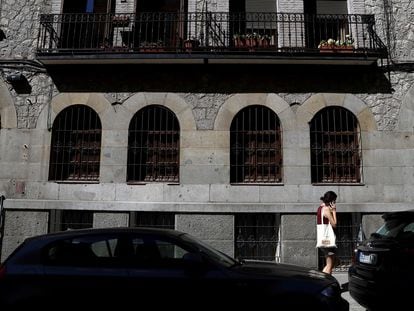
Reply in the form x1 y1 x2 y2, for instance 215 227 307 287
317 191 338 274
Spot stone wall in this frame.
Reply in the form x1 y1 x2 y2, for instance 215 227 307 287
0 1 412 131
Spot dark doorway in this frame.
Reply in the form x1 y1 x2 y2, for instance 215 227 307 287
135 0 187 49
62 0 87 13
304 0 317 48
61 0 115 49
230 0 245 12
304 0 350 49
63 0 114 13
137 0 182 12
229 0 246 44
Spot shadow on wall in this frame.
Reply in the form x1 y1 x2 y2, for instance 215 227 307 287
48 64 391 94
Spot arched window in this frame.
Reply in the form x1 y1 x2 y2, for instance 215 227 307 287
310 106 362 183
230 105 282 183
127 105 180 182
49 105 102 182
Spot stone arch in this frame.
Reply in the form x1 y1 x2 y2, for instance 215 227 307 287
0 81 17 128
123 93 196 131
296 93 377 132
37 93 111 130
214 93 295 131
397 84 414 132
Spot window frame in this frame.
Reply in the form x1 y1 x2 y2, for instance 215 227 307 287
127 105 180 183
235 213 280 261
310 106 362 184
230 105 282 184
48 104 102 183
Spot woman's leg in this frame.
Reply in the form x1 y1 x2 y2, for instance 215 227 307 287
323 254 335 274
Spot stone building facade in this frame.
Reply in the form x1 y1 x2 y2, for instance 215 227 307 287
0 0 413 269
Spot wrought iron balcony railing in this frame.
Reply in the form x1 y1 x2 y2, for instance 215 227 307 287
37 12 387 59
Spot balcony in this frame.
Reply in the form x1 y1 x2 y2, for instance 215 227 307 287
36 12 387 66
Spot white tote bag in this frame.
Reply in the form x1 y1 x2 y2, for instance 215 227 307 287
316 223 336 248
316 209 337 248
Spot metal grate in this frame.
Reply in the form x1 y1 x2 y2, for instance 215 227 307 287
230 106 282 183
318 213 361 272
235 213 279 261
310 106 362 183
130 212 175 229
49 209 93 232
49 105 102 182
37 12 387 58
127 105 180 183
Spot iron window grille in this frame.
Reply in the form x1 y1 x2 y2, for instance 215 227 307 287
230 106 282 183
235 213 279 261
127 105 180 183
130 212 175 229
49 105 102 182
49 209 93 232
310 106 362 183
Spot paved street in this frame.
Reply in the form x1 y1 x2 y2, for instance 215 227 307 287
333 272 364 311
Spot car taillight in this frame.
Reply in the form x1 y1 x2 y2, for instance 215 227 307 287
402 248 414 256
0 265 6 279
351 248 358 265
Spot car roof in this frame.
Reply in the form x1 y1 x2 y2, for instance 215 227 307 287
382 210 414 221
25 227 186 242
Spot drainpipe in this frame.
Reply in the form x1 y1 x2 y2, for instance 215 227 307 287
0 0 5 41
0 195 5 261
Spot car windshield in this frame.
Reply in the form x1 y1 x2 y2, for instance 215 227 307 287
180 233 238 268
375 219 414 239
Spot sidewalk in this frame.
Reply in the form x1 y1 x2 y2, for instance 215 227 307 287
333 272 364 311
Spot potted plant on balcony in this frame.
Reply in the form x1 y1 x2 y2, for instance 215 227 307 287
319 35 354 53
258 34 272 48
233 33 246 48
183 37 200 52
139 40 164 52
233 33 273 50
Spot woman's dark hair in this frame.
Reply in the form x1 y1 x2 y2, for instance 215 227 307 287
320 191 337 204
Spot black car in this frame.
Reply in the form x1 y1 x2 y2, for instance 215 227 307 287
0 227 348 309
349 210 414 310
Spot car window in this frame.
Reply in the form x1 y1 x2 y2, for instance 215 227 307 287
402 222 414 233
399 222 414 239
155 239 189 259
90 238 117 257
129 236 192 267
44 235 123 266
376 219 414 239
180 233 236 267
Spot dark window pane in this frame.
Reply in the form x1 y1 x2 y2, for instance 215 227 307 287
230 106 282 183
49 105 102 182
127 105 180 182
131 212 175 229
235 213 279 261
49 210 93 232
310 106 362 183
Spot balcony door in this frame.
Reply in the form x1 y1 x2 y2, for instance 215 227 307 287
229 0 276 46
135 0 187 49
137 0 183 12
61 0 115 49
304 0 349 48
